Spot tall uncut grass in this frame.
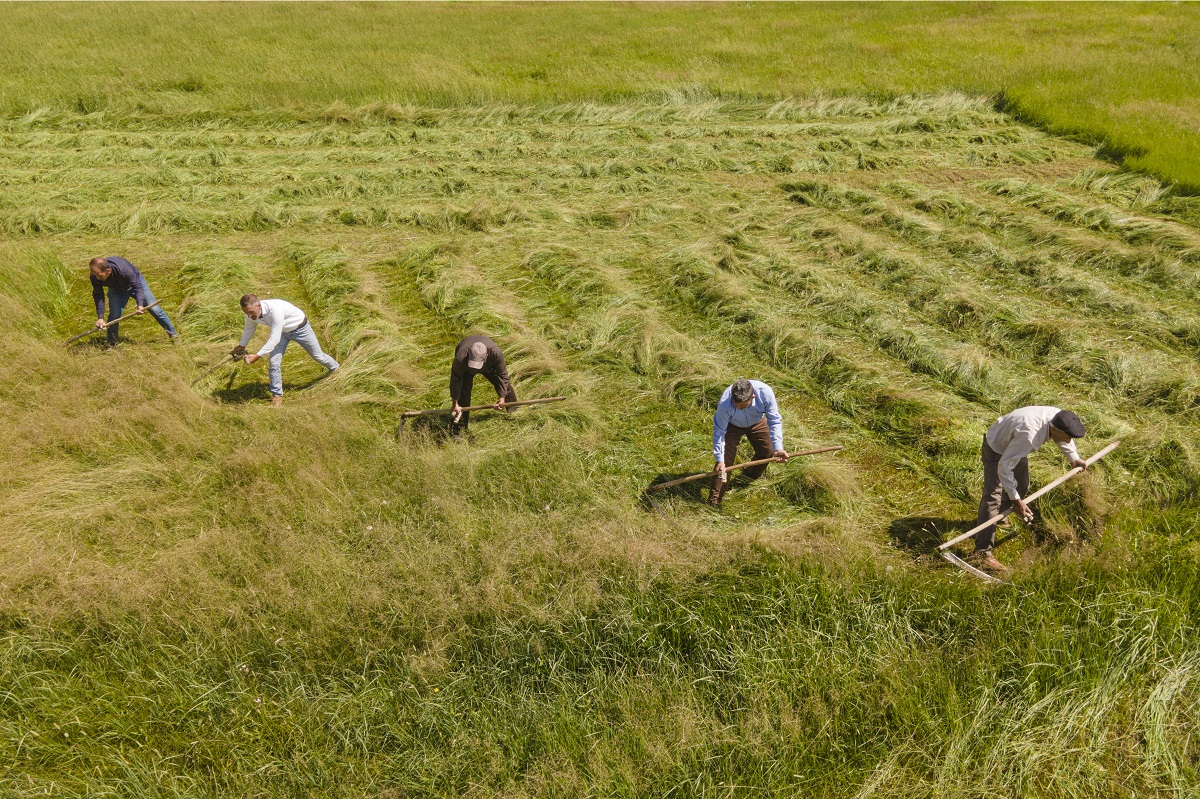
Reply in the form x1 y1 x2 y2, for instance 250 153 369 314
0 36 1199 799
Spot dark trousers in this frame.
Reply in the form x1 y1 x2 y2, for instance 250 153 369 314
453 373 517 430
709 417 773 505
976 435 1029 553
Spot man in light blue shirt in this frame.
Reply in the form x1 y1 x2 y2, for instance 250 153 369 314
709 379 789 507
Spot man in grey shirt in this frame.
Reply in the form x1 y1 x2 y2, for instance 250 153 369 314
975 406 1087 572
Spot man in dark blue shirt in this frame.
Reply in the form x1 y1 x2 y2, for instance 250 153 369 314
89 256 178 346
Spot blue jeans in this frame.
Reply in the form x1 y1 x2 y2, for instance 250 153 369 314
267 323 339 396
106 278 177 345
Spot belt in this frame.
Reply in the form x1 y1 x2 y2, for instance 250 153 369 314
287 316 309 333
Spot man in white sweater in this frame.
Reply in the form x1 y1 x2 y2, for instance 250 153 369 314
231 294 338 406
975 406 1087 571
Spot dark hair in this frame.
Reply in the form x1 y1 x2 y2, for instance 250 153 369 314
240 294 259 309
731 379 754 403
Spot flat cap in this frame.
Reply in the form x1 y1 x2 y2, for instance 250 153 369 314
1051 409 1085 438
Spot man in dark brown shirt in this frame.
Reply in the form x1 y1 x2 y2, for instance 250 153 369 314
450 334 517 435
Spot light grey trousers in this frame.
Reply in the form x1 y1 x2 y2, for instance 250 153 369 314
267 323 339 396
976 435 1029 554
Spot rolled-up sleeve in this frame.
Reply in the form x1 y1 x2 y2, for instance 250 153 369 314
712 402 732 462
761 386 784 452
1055 438 1081 463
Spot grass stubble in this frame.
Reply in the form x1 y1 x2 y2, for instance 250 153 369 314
0 88 1198 797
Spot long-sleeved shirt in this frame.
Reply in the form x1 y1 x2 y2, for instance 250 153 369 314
450 334 512 403
986 406 1081 500
91 256 147 318
712 380 784 461
240 298 309 357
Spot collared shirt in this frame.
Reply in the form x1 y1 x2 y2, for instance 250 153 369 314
240 298 309 357
90 256 147 318
450 334 512 403
712 380 784 461
986 406 1081 500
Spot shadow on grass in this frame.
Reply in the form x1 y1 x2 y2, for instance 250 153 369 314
64 334 107 350
209 370 336 404
889 515 1033 557
66 336 161 352
394 412 459 444
394 407 531 443
641 472 762 512
888 516 973 555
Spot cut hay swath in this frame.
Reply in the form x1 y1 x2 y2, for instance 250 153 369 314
939 440 1121 583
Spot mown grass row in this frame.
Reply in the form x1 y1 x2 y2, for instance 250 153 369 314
0 98 1088 239
2 2 1198 188
782 177 1200 416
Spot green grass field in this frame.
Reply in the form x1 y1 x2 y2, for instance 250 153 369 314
1 5 1199 798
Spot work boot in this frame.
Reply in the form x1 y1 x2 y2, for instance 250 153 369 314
271 396 283 408
708 477 725 508
973 551 1009 573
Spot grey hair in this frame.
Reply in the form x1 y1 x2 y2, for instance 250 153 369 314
730 379 754 403
240 293 259 309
